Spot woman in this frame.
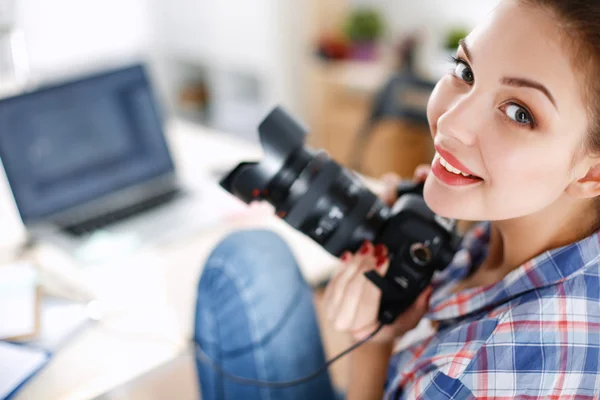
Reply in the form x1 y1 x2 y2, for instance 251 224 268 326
194 0 600 398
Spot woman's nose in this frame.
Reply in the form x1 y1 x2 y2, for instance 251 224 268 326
435 95 484 146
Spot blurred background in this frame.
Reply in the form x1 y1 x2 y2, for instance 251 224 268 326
0 0 499 176
0 1 502 399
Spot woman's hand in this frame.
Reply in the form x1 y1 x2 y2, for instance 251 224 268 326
375 165 431 206
323 165 433 399
375 173 403 206
324 165 433 344
323 240 433 345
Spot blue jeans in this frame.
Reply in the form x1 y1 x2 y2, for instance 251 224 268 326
194 229 339 400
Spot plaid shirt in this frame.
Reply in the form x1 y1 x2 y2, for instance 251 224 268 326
384 222 600 399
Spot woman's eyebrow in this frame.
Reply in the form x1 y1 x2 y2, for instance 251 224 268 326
460 39 558 110
501 77 558 110
459 39 473 62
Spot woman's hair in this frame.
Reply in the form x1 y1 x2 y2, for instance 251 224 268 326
519 1 600 233
520 0 600 156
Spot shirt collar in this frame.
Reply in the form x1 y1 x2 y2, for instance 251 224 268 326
426 222 600 322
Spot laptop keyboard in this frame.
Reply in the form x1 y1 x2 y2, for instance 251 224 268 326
62 189 182 236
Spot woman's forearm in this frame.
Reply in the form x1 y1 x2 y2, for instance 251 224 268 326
346 341 394 400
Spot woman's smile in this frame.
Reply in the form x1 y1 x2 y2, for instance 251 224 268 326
431 154 484 187
430 145 484 187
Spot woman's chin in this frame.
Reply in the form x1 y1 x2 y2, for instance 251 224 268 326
423 179 479 220
426 203 470 220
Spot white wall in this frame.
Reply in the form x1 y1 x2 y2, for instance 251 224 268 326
385 0 500 36
15 0 150 82
147 0 309 136
350 0 500 36
348 0 501 80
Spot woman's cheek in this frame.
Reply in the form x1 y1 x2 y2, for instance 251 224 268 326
486 145 565 211
483 139 534 190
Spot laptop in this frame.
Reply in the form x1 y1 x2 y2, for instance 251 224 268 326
0 64 231 261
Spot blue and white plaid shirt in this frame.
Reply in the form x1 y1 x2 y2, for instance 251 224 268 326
385 222 600 399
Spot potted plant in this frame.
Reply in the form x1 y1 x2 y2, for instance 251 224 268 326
344 8 385 61
444 27 470 52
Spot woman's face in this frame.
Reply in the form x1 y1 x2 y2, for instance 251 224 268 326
424 0 590 221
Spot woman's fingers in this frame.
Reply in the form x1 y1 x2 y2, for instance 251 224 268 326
324 242 434 344
329 245 390 334
351 321 382 342
324 241 383 327
413 164 431 182
352 272 433 343
323 241 433 344
392 285 433 332
332 244 383 331
326 242 372 319
377 173 402 206
348 256 390 337
323 251 351 306
323 263 350 320
333 265 369 331
380 172 401 186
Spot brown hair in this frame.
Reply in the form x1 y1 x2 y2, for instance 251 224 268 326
520 0 600 156
519 0 600 234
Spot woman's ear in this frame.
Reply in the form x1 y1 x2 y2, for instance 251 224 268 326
566 162 600 199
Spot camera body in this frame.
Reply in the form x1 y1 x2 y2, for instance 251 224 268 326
220 107 461 324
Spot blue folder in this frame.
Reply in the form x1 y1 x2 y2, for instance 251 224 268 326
0 342 51 400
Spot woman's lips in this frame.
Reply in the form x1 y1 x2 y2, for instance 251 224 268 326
434 146 480 178
431 154 484 187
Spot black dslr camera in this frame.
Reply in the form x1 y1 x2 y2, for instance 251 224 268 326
220 107 462 324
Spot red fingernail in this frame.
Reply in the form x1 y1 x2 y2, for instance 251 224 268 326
360 241 372 254
358 241 367 253
374 244 387 257
376 256 387 268
341 252 351 261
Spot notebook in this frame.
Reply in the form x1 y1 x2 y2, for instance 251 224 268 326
0 341 49 400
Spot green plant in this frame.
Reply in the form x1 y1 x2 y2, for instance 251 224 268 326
444 27 470 50
344 8 385 42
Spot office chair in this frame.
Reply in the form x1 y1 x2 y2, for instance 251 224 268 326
348 68 436 172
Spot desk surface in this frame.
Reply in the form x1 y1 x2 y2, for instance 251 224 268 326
12 119 339 400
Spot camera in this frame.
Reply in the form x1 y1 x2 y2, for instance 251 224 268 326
220 107 462 324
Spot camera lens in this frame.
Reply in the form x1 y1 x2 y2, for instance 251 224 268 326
266 147 315 209
305 198 345 243
219 106 391 255
269 150 387 254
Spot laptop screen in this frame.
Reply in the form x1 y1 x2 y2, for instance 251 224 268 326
0 64 175 224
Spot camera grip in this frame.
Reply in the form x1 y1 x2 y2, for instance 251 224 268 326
396 181 425 199
364 263 430 325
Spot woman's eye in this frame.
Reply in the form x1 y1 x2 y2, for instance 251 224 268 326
505 104 534 126
454 62 474 84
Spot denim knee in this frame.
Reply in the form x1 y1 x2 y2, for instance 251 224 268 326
196 229 307 348
201 229 299 284
207 229 291 267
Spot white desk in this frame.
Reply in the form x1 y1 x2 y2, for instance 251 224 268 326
12 119 339 400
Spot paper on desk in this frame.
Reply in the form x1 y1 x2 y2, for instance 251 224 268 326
0 159 27 251
0 341 49 400
0 263 38 340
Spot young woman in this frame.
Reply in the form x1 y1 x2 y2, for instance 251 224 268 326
194 0 600 398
